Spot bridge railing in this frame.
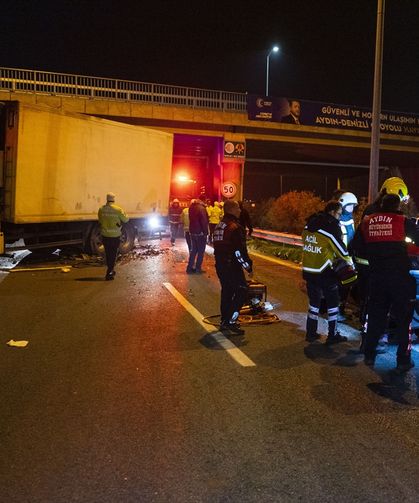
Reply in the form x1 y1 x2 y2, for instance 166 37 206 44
0 67 248 112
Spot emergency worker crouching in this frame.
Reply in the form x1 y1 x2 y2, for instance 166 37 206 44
302 200 355 344
213 200 253 335
353 194 419 373
98 192 129 281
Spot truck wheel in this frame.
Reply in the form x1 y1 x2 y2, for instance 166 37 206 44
88 224 105 256
88 223 135 255
119 223 136 254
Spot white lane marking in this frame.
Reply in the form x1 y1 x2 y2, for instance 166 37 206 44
249 250 302 271
163 282 256 367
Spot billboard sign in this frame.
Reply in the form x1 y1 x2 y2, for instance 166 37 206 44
247 95 419 137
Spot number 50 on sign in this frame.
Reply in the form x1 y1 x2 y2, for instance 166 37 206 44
222 181 237 198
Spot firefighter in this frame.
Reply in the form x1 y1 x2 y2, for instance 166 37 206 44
354 177 410 351
98 192 129 281
338 192 358 246
213 199 253 335
169 198 182 245
363 176 409 217
302 200 355 344
354 194 419 373
337 192 358 322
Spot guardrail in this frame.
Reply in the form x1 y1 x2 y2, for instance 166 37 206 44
252 229 303 247
0 67 248 112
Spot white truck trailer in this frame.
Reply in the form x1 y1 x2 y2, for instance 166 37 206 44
0 101 173 254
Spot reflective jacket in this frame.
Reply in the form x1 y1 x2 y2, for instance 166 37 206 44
339 210 355 246
98 203 129 238
213 214 252 272
302 212 351 281
353 211 419 274
180 207 190 231
207 204 222 224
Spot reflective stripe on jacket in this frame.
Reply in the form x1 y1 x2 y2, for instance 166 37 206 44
302 211 351 279
98 203 129 238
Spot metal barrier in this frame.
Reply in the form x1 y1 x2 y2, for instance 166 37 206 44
252 229 303 247
0 67 248 112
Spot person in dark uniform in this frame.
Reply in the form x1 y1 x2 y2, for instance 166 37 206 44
353 194 419 373
213 200 253 335
98 192 129 281
354 177 409 351
238 200 253 237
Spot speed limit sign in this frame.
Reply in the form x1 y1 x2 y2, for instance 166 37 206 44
222 181 237 199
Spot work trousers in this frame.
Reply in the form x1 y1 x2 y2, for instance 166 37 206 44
351 263 370 326
170 222 181 244
215 261 248 324
365 271 416 364
306 277 340 337
184 231 191 251
187 234 207 272
102 236 120 274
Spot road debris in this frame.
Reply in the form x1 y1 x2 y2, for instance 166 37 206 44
119 244 169 265
7 340 29 348
10 266 72 273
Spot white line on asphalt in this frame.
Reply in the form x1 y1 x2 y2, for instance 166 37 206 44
249 250 302 271
163 282 256 367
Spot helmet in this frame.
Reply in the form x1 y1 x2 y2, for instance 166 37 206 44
380 177 409 202
339 192 358 208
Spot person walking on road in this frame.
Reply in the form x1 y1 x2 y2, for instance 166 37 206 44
213 199 253 335
186 196 209 273
353 194 419 373
98 192 129 281
169 198 182 245
302 200 354 345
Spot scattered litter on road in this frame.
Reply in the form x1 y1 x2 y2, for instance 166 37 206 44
0 239 32 270
7 339 29 348
119 244 169 265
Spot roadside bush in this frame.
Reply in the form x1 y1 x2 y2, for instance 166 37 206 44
248 197 275 229
266 191 324 234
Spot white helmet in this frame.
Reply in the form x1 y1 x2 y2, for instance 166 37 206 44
339 192 358 208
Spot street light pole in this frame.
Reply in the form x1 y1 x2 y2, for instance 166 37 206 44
368 0 385 203
265 45 279 96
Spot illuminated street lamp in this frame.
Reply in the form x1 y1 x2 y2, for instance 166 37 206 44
266 45 279 96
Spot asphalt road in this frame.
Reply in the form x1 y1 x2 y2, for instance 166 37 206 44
0 240 418 503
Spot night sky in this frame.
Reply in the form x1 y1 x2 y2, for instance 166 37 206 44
1 0 418 113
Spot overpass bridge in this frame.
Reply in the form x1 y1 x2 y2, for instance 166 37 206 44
1 67 419 202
